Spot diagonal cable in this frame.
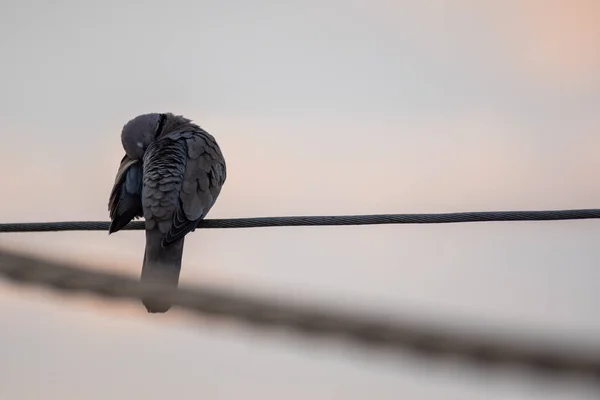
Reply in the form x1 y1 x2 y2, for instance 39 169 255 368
0 247 599 379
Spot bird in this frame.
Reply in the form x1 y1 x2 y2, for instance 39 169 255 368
108 113 226 313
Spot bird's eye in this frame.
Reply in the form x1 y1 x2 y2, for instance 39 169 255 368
136 141 144 148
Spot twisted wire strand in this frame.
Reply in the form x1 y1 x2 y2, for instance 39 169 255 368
1 247 599 379
1 208 599 233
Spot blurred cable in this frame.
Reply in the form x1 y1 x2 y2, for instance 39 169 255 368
1 246 599 380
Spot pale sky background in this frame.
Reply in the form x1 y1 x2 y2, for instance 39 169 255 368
1 0 600 398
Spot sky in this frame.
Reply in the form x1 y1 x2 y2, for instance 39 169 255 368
1 0 600 398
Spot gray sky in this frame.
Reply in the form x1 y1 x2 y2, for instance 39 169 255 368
1 0 600 398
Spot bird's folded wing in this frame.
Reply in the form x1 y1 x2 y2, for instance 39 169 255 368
108 154 143 233
162 130 226 246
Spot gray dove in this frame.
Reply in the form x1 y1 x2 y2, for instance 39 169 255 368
108 113 226 313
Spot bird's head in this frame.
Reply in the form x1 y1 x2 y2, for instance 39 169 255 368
120 113 166 160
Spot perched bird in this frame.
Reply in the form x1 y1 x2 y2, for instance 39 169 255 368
108 113 226 313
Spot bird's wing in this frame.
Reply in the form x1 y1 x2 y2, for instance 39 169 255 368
141 129 226 246
108 154 144 233
163 129 226 246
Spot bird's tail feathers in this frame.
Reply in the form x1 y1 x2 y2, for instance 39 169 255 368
141 228 185 313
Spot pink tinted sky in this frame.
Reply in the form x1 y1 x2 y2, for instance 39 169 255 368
1 1 600 399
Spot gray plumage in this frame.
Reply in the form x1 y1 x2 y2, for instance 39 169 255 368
108 113 226 313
